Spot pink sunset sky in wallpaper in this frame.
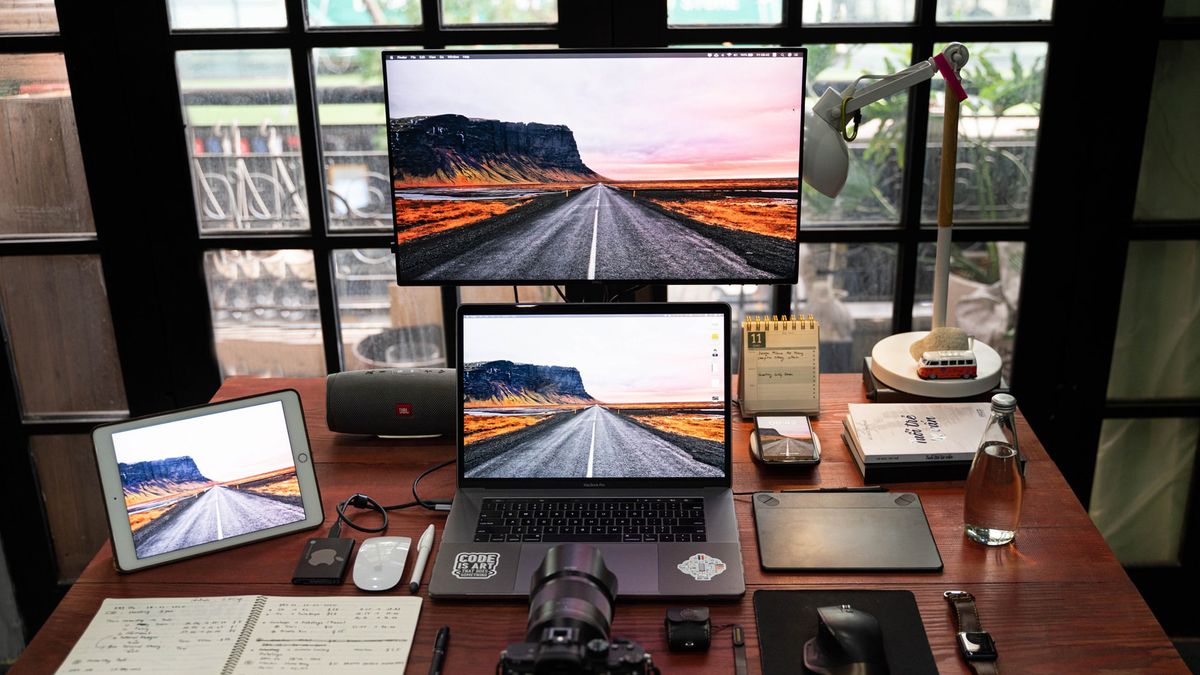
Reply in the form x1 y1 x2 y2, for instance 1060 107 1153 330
385 52 804 181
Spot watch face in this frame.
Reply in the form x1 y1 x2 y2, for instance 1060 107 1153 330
959 631 998 660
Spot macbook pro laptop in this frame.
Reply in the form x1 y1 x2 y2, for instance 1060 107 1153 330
428 302 745 599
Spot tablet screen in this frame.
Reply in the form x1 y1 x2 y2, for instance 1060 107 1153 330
112 400 306 560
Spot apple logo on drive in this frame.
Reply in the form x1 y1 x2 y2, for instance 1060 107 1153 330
308 547 343 566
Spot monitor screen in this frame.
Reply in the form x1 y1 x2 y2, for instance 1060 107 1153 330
460 311 728 480
385 49 805 284
112 401 305 560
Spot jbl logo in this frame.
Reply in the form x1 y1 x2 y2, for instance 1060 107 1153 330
395 403 413 416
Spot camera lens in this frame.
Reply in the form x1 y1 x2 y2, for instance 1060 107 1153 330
526 544 618 649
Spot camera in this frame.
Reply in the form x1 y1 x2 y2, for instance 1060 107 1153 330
497 544 659 675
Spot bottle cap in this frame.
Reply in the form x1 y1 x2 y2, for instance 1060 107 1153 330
991 393 1016 413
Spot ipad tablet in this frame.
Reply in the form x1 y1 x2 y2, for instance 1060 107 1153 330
92 389 324 572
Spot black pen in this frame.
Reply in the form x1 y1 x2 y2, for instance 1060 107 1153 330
429 625 449 675
782 486 887 493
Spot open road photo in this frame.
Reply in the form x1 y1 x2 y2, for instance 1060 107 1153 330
133 486 304 558
466 405 723 479
401 183 793 281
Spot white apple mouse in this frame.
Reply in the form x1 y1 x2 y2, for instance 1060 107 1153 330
352 536 412 592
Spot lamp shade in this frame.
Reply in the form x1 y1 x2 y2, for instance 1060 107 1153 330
802 108 849 198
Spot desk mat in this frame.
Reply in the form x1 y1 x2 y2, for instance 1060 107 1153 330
753 589 937 675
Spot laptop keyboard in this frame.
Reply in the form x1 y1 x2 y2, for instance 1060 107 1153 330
473 497 707 543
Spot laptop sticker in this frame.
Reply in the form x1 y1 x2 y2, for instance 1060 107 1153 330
678 553 726 581
452 552 501 580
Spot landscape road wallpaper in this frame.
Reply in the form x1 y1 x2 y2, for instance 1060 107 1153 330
461 313 728 479
386 52 804 282
113 401 304 559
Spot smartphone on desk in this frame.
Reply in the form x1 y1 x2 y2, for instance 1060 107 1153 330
751 415 821 465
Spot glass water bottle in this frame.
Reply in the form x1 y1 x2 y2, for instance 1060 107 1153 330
963 393 1024 545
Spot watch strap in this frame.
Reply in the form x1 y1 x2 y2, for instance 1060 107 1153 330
732 624 747 675
945 590 984 633
945 591 999 675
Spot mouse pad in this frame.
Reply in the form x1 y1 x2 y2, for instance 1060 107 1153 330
753 590 937 675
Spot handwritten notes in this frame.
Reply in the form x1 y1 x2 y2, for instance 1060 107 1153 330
738 316 820 417
56 596 422 675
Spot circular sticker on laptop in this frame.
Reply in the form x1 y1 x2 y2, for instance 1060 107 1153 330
678 553 726 581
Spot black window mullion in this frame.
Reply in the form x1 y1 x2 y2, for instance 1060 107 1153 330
283 0 343 374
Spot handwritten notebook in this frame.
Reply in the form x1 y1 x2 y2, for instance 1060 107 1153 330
738 315 820 418
56 595 422 674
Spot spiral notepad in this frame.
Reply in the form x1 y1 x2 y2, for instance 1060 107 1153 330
56 595 422 674
738 315 820 417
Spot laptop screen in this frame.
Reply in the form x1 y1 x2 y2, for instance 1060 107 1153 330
460 307 729 482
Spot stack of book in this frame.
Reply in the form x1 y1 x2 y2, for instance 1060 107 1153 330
842 402 999 482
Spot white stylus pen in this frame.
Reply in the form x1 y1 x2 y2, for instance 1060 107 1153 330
408 524 435 593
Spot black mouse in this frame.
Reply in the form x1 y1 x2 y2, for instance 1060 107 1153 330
802 605 889 675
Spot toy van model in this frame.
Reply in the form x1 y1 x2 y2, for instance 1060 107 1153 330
917 350 977 380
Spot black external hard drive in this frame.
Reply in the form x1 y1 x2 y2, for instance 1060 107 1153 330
291 537 355 584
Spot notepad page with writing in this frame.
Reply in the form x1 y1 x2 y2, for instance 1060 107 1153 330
234 596 422 674
57 595 258 674
739 316 820 416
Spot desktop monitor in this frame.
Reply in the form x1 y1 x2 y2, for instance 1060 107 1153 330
383 48 806 285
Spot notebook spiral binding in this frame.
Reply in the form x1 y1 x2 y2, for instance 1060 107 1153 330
220 596 268 674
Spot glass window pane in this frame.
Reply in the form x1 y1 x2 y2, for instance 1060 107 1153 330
459 286 565 303
315 48 407 231
937 0 1052 22
804 44 912 227
1134 41 1200 221
0 0 56 33
0 256 128 417
204 250 325 377
31 435 110 582
178 50 310 233
1107 240 1200 399
1165 0 1200 16
166 0 286 29
912 241 1023 381
334 249 447 370
307 0 420 26
668 284 772 373
668 0 782 25
793 243 898 373
802 0 913 24
0 54 94 238
922 42 1047 223
1090 417 1199 566
441 0 556 25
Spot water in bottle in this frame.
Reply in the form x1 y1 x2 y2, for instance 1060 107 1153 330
963 394 1023 545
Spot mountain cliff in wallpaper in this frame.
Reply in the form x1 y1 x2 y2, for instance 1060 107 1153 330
463 360 596 406
389 114 604 185
119 456 211 495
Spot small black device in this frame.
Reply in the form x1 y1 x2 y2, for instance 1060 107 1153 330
664 607 711 652
944 590 999 672
498 544 659 675
291 537 354 585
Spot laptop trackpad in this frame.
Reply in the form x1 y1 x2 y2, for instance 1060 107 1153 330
514 544 658 595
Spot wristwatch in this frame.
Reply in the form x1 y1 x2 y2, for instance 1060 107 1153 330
944 590 999 674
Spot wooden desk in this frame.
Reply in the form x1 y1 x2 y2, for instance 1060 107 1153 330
12 375 1188 673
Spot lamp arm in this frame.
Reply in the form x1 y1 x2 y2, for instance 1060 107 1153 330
811 43 969 129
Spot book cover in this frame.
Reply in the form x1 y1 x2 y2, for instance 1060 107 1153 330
846 402 990 464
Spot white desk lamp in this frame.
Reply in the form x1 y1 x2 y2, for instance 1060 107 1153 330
803 43 1003 397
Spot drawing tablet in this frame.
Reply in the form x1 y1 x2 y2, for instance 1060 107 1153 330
752 492 942 571
93 390 324 572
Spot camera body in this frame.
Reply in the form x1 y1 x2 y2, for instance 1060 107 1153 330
497 544 658 675
500 627 656 675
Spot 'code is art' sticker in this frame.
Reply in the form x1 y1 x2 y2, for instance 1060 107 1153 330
452 552 500 580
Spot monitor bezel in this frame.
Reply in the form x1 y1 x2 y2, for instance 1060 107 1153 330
383 46 807 286
456 302 733 488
